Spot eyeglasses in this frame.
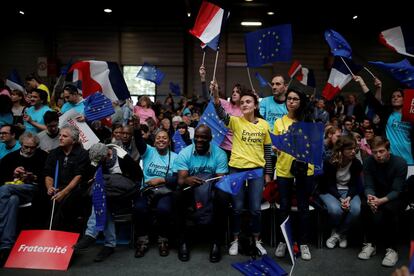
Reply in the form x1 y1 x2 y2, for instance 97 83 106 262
0 132 10 135
287 97 300 102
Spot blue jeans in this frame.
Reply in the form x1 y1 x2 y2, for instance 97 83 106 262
320 191 361 235
277 176 313 244
0 184 38 249
230 167 264 237
85 206 116 247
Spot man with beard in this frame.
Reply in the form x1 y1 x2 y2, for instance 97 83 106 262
0 132 48 266
37 111 60 152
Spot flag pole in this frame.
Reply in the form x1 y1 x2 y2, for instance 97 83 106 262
49 160 59 230
202 51 206 67
212 50 219 81
340 56 355 77
246 67 254 90
364 66 377 79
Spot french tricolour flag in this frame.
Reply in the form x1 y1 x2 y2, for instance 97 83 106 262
322 57 362 100
189 1 227 51
69 61 130 102
5 69 25 93
379 26 414 58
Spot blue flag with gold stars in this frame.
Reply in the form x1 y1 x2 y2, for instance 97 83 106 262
216 168 263 196
232 255 287 276
198 101 228 147
324 29 352 58
92 165 106 232
136 63 165 85
270 122 324 168
245 24 292 68
172 130 186 154
84 92 115 122
369 59 414 88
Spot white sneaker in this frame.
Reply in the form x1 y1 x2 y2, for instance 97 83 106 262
382 248 398 267
275 242 287 257
326 232 340 249
339 235 348 248
300 244 311 261
358 243 376 260
228 240 239 256
255 240 267 256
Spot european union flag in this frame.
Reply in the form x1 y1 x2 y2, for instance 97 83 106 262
198 101 228 147
255 72 269 88
270 122 324 168
324 29 352 58
216 168 263 196
369 59 414 88
84 92 115 122
136 63 165 85
245 24 292 68
172 130 186 154
92 166 106 232
169 82 181 96
232 255 287 276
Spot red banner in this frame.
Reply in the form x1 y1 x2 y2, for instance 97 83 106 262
5 230 79 271
402 89 414 123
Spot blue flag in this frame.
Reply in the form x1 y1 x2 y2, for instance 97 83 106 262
84 92 115 122
92 166 106 232
410 253 414 274
255 72 269 88
245 24 292 68
281 216 296 266
232 255 287 276
369 59 414 88
136 63 165 85
270 122 324 168
5 69 25 93
172 130 186 154
216 168 263 196
198 101 228 147
324 29 352 58
169 82 181 96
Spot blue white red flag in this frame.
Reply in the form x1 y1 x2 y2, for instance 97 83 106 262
379 25 414 58
69 61 130 102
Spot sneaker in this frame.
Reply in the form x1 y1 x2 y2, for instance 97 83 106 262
300 245 311 261
339 235 348 248
228 240 239 256
255 240 267 256
358 243 376 260
73 235 96 251
275 242 287 257
382 248 398 267
326 232 340 249
94 246 114 262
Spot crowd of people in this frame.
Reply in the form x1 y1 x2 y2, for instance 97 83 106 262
0 69 413 271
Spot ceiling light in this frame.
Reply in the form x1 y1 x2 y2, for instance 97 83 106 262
241 21 262 26
267 11 275 15
245 0 254 2
104 8 112 13
187 12 191 18
352 15 358 20
19 10 24 15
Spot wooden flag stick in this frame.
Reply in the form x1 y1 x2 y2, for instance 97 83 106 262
364 66 377 79
212 50 219 82
246 67 254 91
49 161 59 230
202 51 206 67
340 56 355 77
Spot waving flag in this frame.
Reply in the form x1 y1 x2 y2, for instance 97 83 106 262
92 166 106 232
322 56 362 100
169 82 181 96
136 63 165 85
189 1 229 51
288 60 303 78
288 61 316 88
232 255 287 276
369 59 414 88
402 89 414 123
172 130 187 153
198 101 228 147
5 69 25 92
69 61 130 102
324 29 352 58
245 24 292 68
270 121 324 168
379 26 414 58
281 216 296 266
216 168 263 196
254 72 269 88
83 92 115 122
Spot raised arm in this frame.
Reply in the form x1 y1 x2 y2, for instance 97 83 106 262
210 80 231 125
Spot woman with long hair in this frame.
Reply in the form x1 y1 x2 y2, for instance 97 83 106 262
320 135 362 249
211 80 272 257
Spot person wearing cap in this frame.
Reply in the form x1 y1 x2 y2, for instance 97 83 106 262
61 84 85 115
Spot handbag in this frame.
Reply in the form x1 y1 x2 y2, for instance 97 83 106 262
290 159 308 177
